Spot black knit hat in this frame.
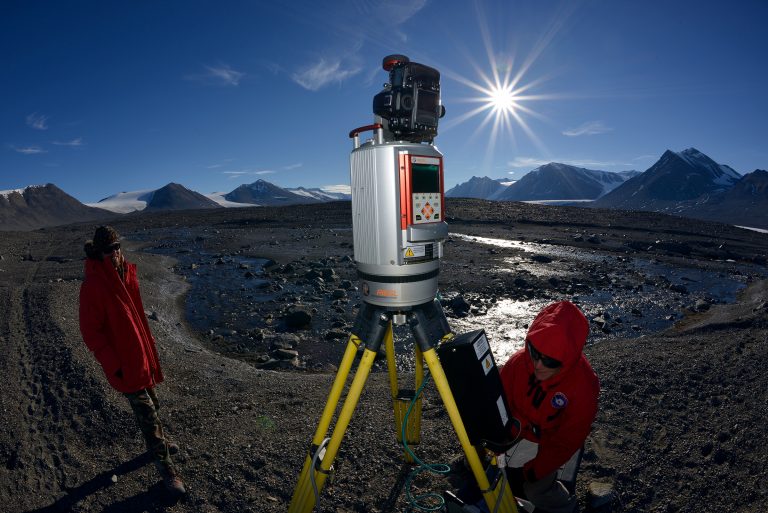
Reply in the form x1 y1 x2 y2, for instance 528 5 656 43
85 226 120 260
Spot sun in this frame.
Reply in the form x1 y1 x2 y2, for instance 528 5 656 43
487 84 519 115
436 3 574 163
439 52 555 163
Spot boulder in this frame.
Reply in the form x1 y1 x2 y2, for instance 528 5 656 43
284 305 313 329
449 295 471 317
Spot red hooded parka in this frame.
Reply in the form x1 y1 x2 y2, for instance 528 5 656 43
79 257 164 394
499 301 599 481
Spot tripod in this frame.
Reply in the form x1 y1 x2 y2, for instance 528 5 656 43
288 299 518 512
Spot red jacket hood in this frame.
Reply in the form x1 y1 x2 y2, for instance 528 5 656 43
525 301 589 377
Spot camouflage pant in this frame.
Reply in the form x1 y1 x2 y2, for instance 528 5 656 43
124 387 172 468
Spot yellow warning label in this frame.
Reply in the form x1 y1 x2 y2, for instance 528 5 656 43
404 245 426 258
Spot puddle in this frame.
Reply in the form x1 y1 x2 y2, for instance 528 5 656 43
126 227 763 373
131 229 277 338
443 232 763 366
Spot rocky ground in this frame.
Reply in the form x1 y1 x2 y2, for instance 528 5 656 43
1 199 767 513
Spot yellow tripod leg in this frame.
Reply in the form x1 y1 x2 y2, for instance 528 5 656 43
289 346 379 513
422 349 518 513
288 335 361 513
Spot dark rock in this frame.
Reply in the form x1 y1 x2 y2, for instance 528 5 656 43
331 289 347 299
669 284 689 294
694 299 711 312
272 348 299 360
258 358 300 370
284 306 312 329
531 254 552 263
324 330 348 341
449 295 471 317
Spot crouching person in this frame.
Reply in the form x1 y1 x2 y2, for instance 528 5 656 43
500 301 599 513
79 226 186 495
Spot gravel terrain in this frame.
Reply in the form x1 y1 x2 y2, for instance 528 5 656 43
1 199 767 513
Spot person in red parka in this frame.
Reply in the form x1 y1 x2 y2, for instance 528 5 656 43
500 301 599 513
79 226 186 495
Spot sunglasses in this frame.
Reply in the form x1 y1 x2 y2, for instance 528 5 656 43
528 341 562 369
104 243 121 254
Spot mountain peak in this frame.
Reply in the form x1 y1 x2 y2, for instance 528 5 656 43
1 183 112 231
144 183 222 211
595 148 741 208
680 147 703 157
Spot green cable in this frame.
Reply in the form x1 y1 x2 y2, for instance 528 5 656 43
402 371 452 512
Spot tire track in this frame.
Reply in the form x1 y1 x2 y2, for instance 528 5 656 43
0 235 122 510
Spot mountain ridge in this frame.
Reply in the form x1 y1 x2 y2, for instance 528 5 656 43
4 148 766 231
0 183 114 231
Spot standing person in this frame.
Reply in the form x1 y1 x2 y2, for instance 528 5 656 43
79 226 186 495
500 301 599 513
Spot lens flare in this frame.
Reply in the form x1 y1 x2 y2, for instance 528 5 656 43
437 1 578 165
488 84 518 114
441 64 552 161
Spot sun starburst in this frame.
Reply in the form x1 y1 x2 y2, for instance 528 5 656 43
437 2 576 166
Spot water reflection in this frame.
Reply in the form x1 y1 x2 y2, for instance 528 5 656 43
446 231 762 367
448 298 549 364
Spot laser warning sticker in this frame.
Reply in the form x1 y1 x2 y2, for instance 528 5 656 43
482 353 494 375
403 245 425 258
473 334 490 360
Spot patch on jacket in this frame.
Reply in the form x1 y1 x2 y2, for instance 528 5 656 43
551 391 568 409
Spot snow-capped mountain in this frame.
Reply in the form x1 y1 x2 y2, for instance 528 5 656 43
593 148 741 211
447 166 637 202
223 179 322 206
1 184 113 231
497 163 636 201
445 176 508 199
675 169 768 228
91 189 155 213
92 183 221 213
287 185 352 202
91 180 348 213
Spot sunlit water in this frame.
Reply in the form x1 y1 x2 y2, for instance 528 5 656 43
444 232 763 366
132 228 763 372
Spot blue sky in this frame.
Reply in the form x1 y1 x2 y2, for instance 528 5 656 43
2 0 767 203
